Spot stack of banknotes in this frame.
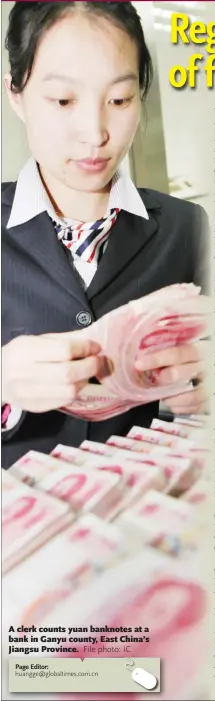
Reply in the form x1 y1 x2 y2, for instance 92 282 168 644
60 283 210 420
2 412 211 701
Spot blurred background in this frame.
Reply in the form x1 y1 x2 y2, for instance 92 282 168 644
2 0 214 220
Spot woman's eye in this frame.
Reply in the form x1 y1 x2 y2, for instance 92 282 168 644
58 99 71 107
109 98 132 106
47 98 74 107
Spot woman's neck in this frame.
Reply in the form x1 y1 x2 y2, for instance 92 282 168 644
39 166 111 222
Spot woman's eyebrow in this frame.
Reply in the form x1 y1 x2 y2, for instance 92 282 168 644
42 72 138 85
111 73 138 85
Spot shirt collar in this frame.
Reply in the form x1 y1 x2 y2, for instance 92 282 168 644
6 156 149 230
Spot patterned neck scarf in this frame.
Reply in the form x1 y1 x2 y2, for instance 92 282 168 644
54 208 120 264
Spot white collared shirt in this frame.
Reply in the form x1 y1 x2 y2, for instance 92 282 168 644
6 157 149 288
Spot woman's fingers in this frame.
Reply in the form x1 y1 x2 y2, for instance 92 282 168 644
163 384 209 414
152 361 204 386
2 333 109 413
17 333 102 363
135 341 208 373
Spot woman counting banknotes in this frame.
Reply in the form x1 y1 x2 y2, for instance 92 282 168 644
2 1 210 469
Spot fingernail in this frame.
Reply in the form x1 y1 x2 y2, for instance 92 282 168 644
135 355 155 371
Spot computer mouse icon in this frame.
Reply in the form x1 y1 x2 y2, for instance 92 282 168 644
131 667 158 690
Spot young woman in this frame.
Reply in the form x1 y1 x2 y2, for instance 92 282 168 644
2 1 209 469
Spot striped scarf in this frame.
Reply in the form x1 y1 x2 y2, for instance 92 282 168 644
54 208 120 264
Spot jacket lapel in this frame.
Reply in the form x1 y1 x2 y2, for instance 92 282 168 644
87 189 161 299
3 183 161 306
6 210 88 308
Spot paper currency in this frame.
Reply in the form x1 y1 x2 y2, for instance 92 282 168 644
51 444 93 465
2 477 72 574
182 479 210 513
119 432 206 478
113 446 170 462
9 450 79 486
2 407 209 701
105 447 197 495
151 418 208 444
60 284 209 421
82 456 165 519
116 489 201 556
39 463 122 518
37 549 208 701
84 454 164 488
106 434 157 453
127 424 194 450
80 440 116 456
2 514 128 642
85 447 196 497
132 454 196 495
2 469 20 493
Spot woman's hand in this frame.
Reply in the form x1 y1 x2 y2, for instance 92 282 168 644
2 333 109 413
135 340 210 415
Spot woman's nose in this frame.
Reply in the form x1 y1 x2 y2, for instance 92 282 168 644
76 107 109 147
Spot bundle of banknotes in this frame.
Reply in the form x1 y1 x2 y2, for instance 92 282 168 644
2 412 211 700
60 283 210 421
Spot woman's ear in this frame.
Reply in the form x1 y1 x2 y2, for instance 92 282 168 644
4 73 25 123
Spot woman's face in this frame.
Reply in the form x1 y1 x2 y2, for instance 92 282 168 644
8 12 141 192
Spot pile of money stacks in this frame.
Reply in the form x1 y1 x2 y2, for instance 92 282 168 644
2 413 211 701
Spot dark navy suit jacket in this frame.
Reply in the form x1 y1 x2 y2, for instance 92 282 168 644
2 182 209 468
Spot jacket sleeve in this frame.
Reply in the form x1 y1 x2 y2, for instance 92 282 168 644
192 203 211 295
1 336 27 444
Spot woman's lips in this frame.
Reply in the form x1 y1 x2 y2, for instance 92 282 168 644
75 158 110 173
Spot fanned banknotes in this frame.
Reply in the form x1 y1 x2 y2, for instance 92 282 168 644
60 284 209 421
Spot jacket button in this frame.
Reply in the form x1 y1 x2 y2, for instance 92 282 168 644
76 311 92 327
